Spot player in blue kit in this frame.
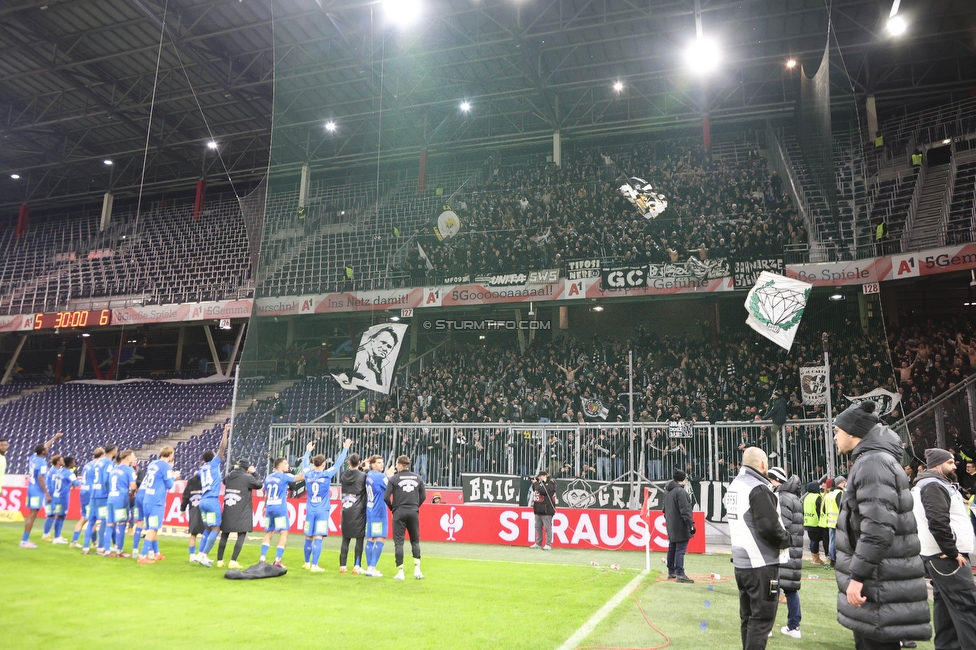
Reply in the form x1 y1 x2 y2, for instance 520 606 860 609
47 456 81 544
84 444 117 555
72 447 103 548
40 458 59 541
106 450 138 557
364 455 394 576
301 438 352 572
194 424 229 568
138 446 180 564
21 432 62 548
131 461 148 559
260 456 300 568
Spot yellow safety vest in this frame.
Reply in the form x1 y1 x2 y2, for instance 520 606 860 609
875 224 886 241
875 135 884 148
824 488 842 528
344 266 354 280
803 492 821 527
912 153 923 166
818 491 829 527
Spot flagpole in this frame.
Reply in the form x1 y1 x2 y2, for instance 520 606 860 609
629 350 637 508
823 333 835 476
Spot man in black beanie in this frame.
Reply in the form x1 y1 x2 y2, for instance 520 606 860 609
833 401 932 649
664 468 695 583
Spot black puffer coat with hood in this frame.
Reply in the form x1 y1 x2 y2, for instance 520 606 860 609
775 474 804 591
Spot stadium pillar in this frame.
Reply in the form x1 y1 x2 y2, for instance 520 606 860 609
78 339 87 378
299 164 310 219
558 306 568 330
203 325 223 375
552 131 561 167
99 192 114 231
15 204 29 241
857 293 870 334
701 113 711 151
865 95 878 144
0 334 28 385
193 178 207 221
410 318 418 354
175 326 185 371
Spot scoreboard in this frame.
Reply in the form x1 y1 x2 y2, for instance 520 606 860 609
32 309 112 330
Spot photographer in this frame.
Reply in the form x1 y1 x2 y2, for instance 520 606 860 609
529 470 558 550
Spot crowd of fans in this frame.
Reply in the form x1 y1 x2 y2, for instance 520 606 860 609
402 141 807 281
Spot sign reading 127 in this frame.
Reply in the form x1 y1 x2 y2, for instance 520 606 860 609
33 309 112 330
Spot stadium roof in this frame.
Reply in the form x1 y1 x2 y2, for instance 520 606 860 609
0 0 974 211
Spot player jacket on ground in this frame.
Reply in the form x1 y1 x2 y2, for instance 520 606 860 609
384 470 426 512
531 478 557 517
724 465 789 569
340 467 367 538
221 466 263 534
834 424 931 643
774 474 804 591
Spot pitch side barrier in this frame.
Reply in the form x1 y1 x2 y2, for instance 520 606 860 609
268 419 833 488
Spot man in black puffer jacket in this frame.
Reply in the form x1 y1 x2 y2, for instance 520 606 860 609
833 401 931 649
768 467 804 639
663 469 695 583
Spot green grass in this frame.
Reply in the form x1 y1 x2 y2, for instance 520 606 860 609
0 524 935 649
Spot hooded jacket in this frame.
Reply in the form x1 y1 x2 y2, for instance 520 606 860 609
774 475 804 591
221 466 263 533
663 480 694 543
834 425 931 643
340 468 367 538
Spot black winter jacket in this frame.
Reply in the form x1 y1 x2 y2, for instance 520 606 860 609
775 475 804 591
221 468 263 533
340 468 367 538
663 480 694 543
834 425 931 643
531 478 558 516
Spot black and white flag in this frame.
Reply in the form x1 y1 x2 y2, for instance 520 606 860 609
332 322 408 394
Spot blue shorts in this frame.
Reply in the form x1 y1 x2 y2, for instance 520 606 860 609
27 488 45 511
51 502 68 517
144 503 165 531
133 494 145 522
107 501 128 524
366 517 388 539
266 507 289 532
92 497 109 521
199 497 222 527
304 510 330 537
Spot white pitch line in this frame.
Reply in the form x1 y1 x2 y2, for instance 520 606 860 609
556 569 649 650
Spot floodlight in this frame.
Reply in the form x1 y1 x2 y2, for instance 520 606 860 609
383 0 421 26
786 59 797 69
103 159 113 165
684 37 721 74
591 305 604 312
389 315 400 322
207 140 218 150
613 81 624 92
829 293 845 302
325 121 337 132
942 139 951 145
886 15 907 36
81 332 91 338
460 101 471 112
10 173 20 180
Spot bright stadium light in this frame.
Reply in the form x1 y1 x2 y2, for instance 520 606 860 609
591 305 604 312
103 159 113 166
829 293 845 302
325 121 337 132
207 140 218 150
886 14 907 36
786 59 797 69
460 101 471 112
684 37 721 74
10 173 20 180
613 80 624 92
383 0 422 26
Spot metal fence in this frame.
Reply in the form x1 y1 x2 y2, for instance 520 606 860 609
898 372 976 464
268 418 834 487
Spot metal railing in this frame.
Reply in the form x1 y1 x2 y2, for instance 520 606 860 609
901 160 927 248
267 418 835 488
897 371 976 459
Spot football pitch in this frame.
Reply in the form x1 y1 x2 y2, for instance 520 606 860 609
0 524 934 649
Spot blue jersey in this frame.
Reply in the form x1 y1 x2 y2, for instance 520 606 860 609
199 456 222 499
142 459 175 507
50 467 79 504
365 470 389 521
107 464 135 504
303 448 348 515
27 455 47 493
263 472 294 509
81 461 96 500
92 456 114 499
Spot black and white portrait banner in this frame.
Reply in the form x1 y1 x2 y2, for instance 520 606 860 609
332 322 408 394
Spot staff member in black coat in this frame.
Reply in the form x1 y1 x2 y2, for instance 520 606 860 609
529 470 557 551
384 455 426 581
216 460 263 569
663 469 695 583
339 453 367 574
833 402 931 649
181 466 205 564
768 467 804 639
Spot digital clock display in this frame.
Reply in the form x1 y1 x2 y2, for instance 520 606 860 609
33 309 112 330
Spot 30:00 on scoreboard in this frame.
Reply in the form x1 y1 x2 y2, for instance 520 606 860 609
33 309 112 330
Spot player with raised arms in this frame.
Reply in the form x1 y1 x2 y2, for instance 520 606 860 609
301 438 352 572
72 447 103 548
195 424 229 568
260 453 302 568
21 432 63 548
364 455 394 577
138 446 180 564
106 450 138 557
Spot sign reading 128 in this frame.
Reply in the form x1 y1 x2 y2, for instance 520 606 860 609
33 309 112 330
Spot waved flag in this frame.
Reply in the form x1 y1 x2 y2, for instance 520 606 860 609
581 396 609 420
843 388 901 417
744 271 812 352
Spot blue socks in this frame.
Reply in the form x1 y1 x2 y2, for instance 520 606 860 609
115 525 126 552
189 541 197 557
261 543 269 560
365 541 375 566
132 527 142 553
203 530 218 554
43 516 55 536
83 517 96 548
54 517 65 539
71 529 81 544
275 546 285 562
304 538 312 563
22 531 30 543
311 539 323 566
141 539 151 557
104 524 115 550
374 541 384 566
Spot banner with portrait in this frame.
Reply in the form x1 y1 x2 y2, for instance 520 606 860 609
800 365 828 405
332 322 408 394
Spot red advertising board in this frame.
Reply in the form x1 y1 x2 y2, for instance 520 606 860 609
3 476 703 553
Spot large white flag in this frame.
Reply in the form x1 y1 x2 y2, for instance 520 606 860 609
332 322 408 394
744 272 812 352
843 388 902 417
